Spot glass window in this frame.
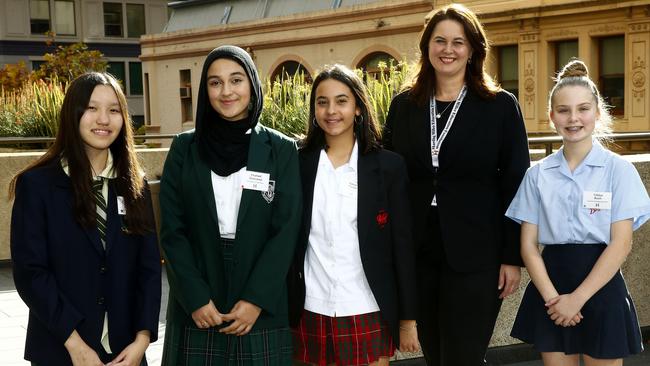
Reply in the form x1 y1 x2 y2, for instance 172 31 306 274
107 62 126 90
126 4 145 38
129 62 143 95
555 40 578 73
358 52 397 79
54 0 75 35
270 61 311 82
31 60 46 71
599 36 624 115
30 0 51 34
498 45 519 98
104 2 123 37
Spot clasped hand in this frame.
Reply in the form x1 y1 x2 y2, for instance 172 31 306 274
545 293 585 327
191 299 262 336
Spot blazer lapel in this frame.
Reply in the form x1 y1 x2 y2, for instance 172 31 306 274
236 125 271 228
357 151 380 254
299 148 320 250
190 142 219 228
52 164 105 256
410 102 436 173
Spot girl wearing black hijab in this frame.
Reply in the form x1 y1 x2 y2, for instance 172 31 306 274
160 45 302 366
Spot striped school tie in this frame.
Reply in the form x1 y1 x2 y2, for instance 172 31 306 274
93 178 107 250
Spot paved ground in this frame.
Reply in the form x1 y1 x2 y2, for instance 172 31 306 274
1 265 647 365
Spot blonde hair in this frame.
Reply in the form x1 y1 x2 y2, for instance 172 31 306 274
548 59 612 137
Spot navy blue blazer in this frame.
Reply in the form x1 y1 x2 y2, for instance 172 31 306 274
288 147 418 344
11 161 161 365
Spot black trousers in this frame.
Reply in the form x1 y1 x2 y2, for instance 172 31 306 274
417 208 503 366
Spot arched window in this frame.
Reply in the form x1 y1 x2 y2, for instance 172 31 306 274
270 60 311 82
357 52 397 79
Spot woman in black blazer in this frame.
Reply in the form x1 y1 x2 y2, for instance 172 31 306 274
10 72 160 366
289 64 419 366
383 4 530 366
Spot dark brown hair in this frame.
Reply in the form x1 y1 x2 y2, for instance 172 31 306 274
408 3 499 106
300 64 382 154
9 72 152 234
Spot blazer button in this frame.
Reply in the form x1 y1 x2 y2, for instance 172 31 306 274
100 266 107 274
98 297 105 305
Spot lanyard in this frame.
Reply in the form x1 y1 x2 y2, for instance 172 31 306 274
429 85 467 168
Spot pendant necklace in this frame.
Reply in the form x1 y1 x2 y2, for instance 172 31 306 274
436 100 455 119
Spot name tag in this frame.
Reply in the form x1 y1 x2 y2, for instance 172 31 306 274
242 170 270 192
338 177 358 198
583 191 611 210
117 196 126 215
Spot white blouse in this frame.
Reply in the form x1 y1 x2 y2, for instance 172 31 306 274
211 167 246 239
304 142 380 316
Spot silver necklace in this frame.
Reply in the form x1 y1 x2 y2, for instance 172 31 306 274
436 100 455 119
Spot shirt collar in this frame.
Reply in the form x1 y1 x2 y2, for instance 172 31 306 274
541 139 608 170
60 150 117 179
318 140 359 172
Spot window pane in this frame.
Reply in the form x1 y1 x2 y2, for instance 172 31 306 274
600 36 624 115
30 0 50 34
555 40 578 72
107 62 126 91
104 2 123 37
55 0 75 35
129 62 143 95
32 60 46 71
499 46 518 97
126 4 145 38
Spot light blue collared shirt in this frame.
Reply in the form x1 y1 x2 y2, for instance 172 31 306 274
506 141 650 245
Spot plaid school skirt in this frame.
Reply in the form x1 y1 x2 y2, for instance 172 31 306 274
177 238 293 366
292 309 394 366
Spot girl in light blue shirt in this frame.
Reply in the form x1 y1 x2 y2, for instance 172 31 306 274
506 59 650 366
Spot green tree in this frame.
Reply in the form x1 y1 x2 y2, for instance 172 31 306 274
0 62 31 92
33 41 107 84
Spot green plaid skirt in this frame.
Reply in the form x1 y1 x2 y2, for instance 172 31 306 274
177 238 292 366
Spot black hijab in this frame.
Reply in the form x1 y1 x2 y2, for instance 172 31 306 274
195 45 264 176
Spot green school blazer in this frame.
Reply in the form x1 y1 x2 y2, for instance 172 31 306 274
159 125 302 365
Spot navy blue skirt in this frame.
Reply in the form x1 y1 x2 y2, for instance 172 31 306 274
511 244 643 359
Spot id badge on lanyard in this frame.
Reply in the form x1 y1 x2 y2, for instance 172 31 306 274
429 85 467 168
429 85 467 206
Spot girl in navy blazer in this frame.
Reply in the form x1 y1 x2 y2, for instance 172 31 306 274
10 72 161 366
289 65 419 366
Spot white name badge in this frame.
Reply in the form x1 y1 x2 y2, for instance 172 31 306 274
117 196 126 215
583 191 612 210
338 177 358 198
241 170 270 192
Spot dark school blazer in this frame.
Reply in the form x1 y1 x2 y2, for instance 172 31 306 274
288 146 418 344
11 161 161 365
383 89 530 272
159 125 302 366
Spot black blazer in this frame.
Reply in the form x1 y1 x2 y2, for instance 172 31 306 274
383 89 530 272
288 147 418 344
11 162 161 365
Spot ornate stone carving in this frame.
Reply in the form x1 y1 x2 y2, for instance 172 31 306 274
588 24 626 35
545 29 578 40
629 23 650 33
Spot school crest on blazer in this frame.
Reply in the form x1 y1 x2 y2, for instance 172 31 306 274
263 180 275 203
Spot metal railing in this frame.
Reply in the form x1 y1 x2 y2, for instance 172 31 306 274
1 132 650 157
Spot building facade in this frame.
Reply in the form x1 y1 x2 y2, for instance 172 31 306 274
0 0 169 123
140 0 650 143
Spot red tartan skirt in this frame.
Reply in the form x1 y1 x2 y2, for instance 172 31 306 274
292 309 395 366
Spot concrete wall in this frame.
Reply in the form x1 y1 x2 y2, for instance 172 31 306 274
1 148 648 349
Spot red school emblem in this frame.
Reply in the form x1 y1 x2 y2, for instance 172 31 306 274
376 209 388 228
